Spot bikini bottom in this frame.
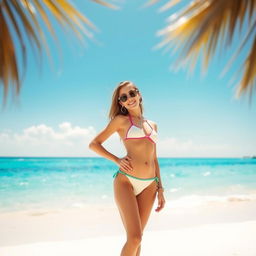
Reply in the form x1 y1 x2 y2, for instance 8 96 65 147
113 169 159 196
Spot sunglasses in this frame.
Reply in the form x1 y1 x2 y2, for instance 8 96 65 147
118 89 139 103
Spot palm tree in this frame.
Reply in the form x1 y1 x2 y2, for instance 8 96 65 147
1 0 255 107
0 0 118 108
149 0 256 105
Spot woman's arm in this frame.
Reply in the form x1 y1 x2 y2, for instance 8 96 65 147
153 123 164 190
153 122 166 212
88 116 123 165
89 115 133 172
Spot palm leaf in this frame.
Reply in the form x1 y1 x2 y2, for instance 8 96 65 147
0 0 119 107
151 0 256 103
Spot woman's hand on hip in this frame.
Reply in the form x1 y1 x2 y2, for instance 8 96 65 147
116 155 133 172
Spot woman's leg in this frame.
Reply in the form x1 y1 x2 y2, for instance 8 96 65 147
135 180 158 256
113 173 143 256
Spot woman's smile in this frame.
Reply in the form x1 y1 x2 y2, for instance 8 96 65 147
128 100 136 106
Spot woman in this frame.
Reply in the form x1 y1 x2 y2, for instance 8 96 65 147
89 81 165 256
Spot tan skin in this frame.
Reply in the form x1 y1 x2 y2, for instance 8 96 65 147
89 84 165 256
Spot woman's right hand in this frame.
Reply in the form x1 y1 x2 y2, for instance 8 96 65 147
116 155 133 172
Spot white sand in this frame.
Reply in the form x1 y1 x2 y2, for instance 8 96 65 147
0 220 256 256
1 200 256 255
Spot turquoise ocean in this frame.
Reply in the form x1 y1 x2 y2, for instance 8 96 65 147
0 157 256 213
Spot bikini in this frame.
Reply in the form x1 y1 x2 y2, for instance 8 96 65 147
113 113 159 196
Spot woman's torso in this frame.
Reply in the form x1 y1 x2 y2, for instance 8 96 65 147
116 114 157 178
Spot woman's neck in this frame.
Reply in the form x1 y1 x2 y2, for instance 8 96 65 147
129 109 142 119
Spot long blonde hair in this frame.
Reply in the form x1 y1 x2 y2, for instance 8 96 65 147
108 81 144 120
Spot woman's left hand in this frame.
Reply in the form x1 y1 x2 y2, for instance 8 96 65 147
155 190 166 212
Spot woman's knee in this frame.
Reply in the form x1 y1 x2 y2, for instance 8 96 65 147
127 231 143 245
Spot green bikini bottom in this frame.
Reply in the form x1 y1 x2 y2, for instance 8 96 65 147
113 169 159 196
113 169 159 183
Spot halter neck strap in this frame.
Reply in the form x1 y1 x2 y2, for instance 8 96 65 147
128 113 133 125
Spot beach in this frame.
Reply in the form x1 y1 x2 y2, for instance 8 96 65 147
0 157 256 255
1 0 256 253
1 196 256 255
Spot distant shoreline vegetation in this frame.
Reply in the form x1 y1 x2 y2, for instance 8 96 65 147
243 156 256 159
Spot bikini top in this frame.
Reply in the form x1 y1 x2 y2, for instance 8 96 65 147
124 113 158 144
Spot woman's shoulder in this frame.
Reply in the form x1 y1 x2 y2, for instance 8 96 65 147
109 114 129 132
110 114 129 125
146 119 157 129
147 119 156 123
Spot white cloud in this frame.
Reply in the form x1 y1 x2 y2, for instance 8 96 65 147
0 122 97 156
157 137 234 157
0 123 250 157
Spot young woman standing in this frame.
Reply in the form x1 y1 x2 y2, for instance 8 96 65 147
89 81 165 256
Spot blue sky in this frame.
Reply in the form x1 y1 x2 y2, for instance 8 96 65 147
0 0 255 157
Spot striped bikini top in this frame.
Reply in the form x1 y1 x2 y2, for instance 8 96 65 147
124 113 158 144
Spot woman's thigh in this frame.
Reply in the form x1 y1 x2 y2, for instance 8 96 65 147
136 180 158 231
113 173 142 238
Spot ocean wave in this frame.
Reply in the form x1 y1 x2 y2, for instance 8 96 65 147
202 171 211 176
167 193 256 209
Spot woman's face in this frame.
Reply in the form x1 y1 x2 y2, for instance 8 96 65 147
119 84 141 110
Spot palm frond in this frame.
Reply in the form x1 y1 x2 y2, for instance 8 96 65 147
92 0 120 9
237 35 256 105
0 0 119 108
152 0 256 103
